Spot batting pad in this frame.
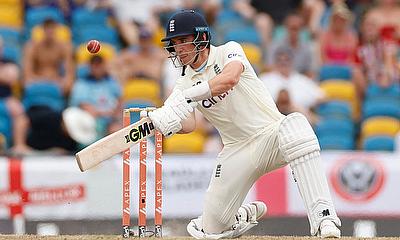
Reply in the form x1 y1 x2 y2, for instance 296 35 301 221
278 113 341 235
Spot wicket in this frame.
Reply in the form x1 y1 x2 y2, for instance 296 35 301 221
122 107 163 238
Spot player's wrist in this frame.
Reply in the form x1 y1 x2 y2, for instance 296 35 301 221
183 81 212 102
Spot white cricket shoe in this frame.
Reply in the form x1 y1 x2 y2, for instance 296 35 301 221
318 220 341 238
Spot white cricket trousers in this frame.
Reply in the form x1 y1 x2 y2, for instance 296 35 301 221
202 120 286 234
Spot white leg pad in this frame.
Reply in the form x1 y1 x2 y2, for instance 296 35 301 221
278 113 341 236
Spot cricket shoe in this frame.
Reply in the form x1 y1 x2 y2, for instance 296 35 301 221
318 220 341 238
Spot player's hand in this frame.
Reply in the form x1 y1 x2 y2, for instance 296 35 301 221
148 105 182 137
164 89 196 120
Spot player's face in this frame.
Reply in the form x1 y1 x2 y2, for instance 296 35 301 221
170 35 197 65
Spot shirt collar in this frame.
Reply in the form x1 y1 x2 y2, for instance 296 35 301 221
185 45 216 78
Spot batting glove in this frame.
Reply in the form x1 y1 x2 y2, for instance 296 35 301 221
148 105 182 137
164 89 196 120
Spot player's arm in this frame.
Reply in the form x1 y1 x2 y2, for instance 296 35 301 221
184 41 246 101
208 61 243 96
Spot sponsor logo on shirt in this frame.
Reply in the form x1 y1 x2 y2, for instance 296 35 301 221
227 53 242 59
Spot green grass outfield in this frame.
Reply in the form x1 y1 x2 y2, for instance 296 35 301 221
1 236 400 240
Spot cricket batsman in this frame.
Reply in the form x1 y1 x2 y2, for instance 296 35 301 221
148 10 341 238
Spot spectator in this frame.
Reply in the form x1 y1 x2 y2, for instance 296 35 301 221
260 46 324 123
275 88 319 124
23 18 74 94
26 106 96 153
354 14 399 98
319 2 358 65
0 37 31 155
267 12 314 76
70 55 122 138
364 0 400 43
113 27 166 85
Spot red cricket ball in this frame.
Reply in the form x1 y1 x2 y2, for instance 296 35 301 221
87 40 101 54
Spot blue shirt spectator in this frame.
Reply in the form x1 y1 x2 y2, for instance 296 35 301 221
70 55 122 138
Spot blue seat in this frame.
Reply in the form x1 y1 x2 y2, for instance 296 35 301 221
318 134 355 150
76 64 90 78
74 26 120 47
316 101 352 119
319 65 352 81
23 82 65 111
71 8 109 29
363 98 400 119
0 27 21 45
365 83 400 100
0 100 12 146
316 118 355 137
224 26 261 45
25 7 65 28
2 44 21 64
216 9 242 25
363 135 395 151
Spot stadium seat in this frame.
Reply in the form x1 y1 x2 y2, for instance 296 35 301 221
318 134 355 150
2 44 21 64
320 80 358 118
216 9 242 26
74 26 119 47
25 7 65 28
242 43 262 71
224 26 261 45
316 101 352 119
76 64 89 79
31 24 71 42
0 100 12 146
362 135 395 151
362 98 400 119
164 130 206 153
365 83 400 100
0 5 23 29
316 118 355 137
319 65 352 81
71 8 109 29
122 79 161 107
0 27 20 44
361 117 400 139
75 42 116 64
23 81 65 111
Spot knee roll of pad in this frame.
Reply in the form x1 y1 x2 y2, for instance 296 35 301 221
278 112 320 163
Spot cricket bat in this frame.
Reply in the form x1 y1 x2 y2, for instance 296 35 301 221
76 117 155 172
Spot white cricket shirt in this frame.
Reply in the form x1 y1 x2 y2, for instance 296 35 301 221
174 41 283 145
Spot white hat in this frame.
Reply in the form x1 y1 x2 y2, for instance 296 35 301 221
62 107 97 144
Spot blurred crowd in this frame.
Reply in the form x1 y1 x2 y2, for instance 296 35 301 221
0 0 399 156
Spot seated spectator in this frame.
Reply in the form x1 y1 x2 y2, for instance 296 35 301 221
364 0 400 44
113 27 165 84
0 37 31 155
319 2 358 65
23 18 74 94
26 106 96 153
266 12 314 76
276 89 319 124
70 55 122 139
260 46 325 123
354 15 399 98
